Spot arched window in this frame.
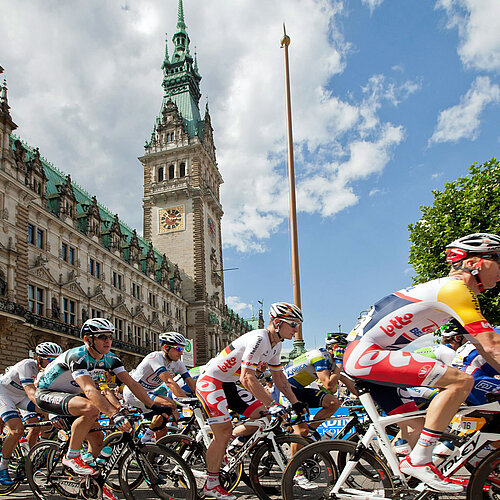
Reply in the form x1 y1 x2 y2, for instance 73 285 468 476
169 165 175 180
158 167 164 182
180 162 186 178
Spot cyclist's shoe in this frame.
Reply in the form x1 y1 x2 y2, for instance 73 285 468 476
293 473 316 490
0 468 14 486
102 485 118 500
202 484 237 500
62 455 96 475
399 456 463 493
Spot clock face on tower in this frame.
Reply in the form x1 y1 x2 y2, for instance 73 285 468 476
159 206 185 233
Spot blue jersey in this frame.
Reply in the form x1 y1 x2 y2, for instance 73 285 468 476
37 345 125 393
284 348 334 389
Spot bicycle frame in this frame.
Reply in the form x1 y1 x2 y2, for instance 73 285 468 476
331 388 500 499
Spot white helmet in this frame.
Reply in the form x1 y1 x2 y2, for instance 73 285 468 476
269 302 303 323
159 331 187 347
81 317 115 337
446 233 500 264
35 342 62 358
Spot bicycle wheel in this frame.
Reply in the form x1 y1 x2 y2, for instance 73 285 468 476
118 443 197 500
26 440 95 500
157 434 207 492
0 446 22 496
103 430 143 493
466 447 500 499
281 439 394 500
249 434 312 500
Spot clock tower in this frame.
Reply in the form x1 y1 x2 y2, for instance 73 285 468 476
139 0 225 363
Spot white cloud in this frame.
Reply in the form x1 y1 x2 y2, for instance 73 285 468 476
0 0 413 253
225 296 252 316
436 0 500 71
429 76 500 144
361 0 384 15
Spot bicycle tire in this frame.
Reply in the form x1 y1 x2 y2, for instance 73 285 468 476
156 434 207 492
0 445 22 496
249 434 312 500
26 439 89 500
118 442 197 500
158 433 243 493
466 447 500 499
281 439 394 500
102 430 143 492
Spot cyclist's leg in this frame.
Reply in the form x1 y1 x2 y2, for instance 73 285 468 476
229 383 266 437
0 392 25 476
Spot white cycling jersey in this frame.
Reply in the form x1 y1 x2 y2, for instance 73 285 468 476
202 329 282 383
0 358 38 394
130 351 190 391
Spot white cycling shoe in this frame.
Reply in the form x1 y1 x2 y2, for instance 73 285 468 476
203 484 237 500
293 473 316 490
399 456 463 493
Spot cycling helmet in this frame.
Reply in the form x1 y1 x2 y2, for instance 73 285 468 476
35 342 62 358
445 233 500 264
440 320 463 338
269 302 303 323
326 332 348 347
159 331 187 347
80 317 115 337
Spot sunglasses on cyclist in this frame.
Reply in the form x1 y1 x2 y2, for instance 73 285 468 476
94 333 113 341
41 357 55 362
169 345 184 352
282 319 300 328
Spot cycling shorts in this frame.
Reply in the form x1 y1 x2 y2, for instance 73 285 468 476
196 375 263 425
35 388 80 416
0 386 36 422
343 340 447 388
290 386 329 409
363 381 419 415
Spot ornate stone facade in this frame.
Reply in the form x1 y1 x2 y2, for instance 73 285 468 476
0 4 250 370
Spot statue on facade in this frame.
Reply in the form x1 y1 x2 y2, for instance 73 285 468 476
160 254 170 285
173 264 182 295
51 297 60 319
81 308 88 323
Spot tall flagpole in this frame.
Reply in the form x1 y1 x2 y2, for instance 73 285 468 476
281 24 305 358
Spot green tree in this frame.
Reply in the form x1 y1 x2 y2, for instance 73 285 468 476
408 157 500 325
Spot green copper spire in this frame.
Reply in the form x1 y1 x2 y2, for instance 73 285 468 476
161 33 170 72
177 0 186 32
156 0 202 139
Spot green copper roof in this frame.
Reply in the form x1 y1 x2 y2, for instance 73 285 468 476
155 0 203 140
12 135 172 289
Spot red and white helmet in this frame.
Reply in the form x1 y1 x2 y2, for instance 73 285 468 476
269 302 303 323
445 233 500 264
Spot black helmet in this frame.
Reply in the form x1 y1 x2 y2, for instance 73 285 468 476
326 332 348 347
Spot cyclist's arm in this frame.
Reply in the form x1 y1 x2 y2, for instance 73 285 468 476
23 383 38 405
159 371 188 398
240 367 277 408
76 374 124 418
270 369 299 405
185 376 196 394
316 366 339 393
116 371 155 409
469 330 500 372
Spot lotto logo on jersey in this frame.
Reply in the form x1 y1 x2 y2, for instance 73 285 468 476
379 313 413 337
218 357 237 373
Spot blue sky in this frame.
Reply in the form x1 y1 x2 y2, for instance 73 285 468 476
1 0 499 350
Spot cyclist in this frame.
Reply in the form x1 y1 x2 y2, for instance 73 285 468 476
283 341 341 438
325 332 358 398
343 233 500 493
35 318 171 485
196 302 308 500
0 341 62 485
123 331 196 443
441 319 467 351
